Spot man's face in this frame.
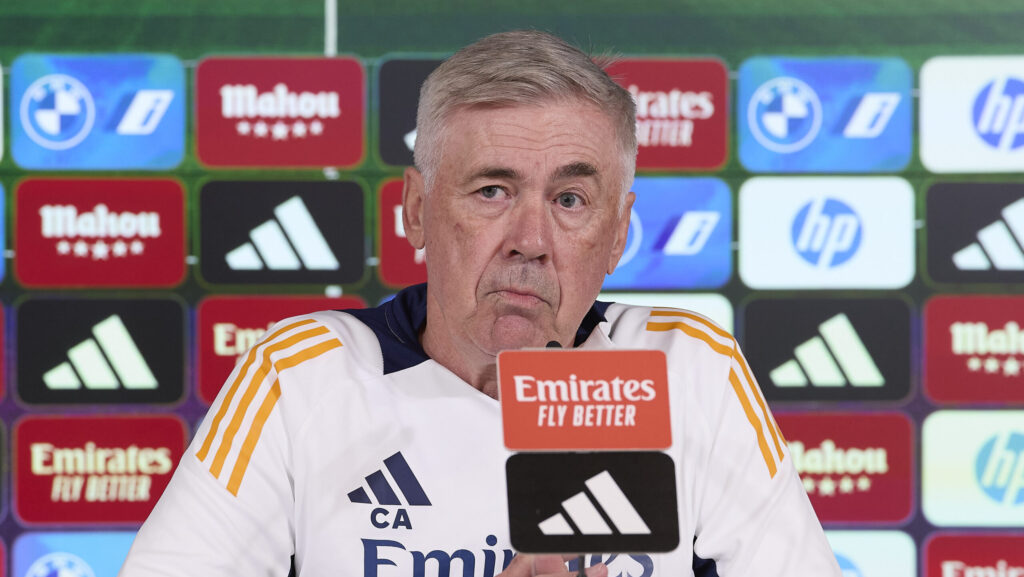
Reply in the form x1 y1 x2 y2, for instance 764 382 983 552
403 99 634 359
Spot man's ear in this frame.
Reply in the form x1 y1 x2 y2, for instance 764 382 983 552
402 166 426 249
607 191 635 275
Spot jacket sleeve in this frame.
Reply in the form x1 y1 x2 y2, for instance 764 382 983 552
691 341 840 576
118 317 335 576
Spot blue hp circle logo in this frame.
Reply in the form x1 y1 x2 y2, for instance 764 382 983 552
791 197 862 268
20 74 96 150
748 77 822 153
975 431 1024 506
972 77 1024 151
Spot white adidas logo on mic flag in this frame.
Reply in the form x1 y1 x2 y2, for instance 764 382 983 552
952 197 1024 271
769 313 883 388
225 196 339 271
538 471 650 536
43 315 157 390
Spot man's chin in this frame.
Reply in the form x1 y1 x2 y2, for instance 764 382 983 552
486 315 553 353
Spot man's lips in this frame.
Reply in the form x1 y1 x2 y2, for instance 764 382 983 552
492 289 546 307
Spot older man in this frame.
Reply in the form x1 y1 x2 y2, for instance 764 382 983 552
121 30 839 577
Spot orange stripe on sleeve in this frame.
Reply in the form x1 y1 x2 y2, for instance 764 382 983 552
273 339 342 373
729 369 778 479
209 325 330 478
196 318 317 461
735 351 785 459
224 339 343 496
226 380 281 496
646 321 733 357
650 309 733 341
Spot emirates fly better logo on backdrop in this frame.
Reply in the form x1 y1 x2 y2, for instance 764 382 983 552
15 179 185 287
15 415 186 524
195 57 364 167
605 59 728 170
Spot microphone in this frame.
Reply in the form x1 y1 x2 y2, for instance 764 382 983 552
546 340 562 348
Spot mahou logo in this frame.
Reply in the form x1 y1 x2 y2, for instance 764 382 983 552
16 179 184 287
776 412 913 523
196 57 364 167
926 534 1024 577
378 179 427 287
926 296 1024 403
15 415 185 524
197 295 364 403
605 59 728 170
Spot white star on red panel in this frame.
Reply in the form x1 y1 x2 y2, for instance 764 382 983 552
92 240 110 260
56 240 71 255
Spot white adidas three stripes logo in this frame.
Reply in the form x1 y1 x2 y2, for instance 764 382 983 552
43 315 157 390
538 471 650 536
225 196 339 271
953 198 1024 271
769 313 883 388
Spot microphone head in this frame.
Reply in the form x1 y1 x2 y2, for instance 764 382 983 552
546 340 562 348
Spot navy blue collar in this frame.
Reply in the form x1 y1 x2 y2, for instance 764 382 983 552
344 283 609 375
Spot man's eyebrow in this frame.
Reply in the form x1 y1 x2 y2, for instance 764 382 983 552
464 166 521 184
553 162 599 180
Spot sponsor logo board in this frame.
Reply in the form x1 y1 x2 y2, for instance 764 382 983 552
776 412 913 523
925 534 1024 577
16 298 185 405
598 292 733 333
825 531 916 577
15 179 185 288
378 179 427 287
925 295 1024 403
14 531 133 577
196 57 364 167
15 415 185 524
377 58 442 166
921 56 1024 172
739 177 914 289
506 452 678 553
923 410 1024 526
743 299 911 402
605 59 728 169
738 57 911 172
11 54 184 169
926 182 1024 283
603 177 731 290
199 180 365 285
197 295 365 403
498 349 671 451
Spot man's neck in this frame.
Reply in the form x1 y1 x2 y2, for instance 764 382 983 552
420 322 500 399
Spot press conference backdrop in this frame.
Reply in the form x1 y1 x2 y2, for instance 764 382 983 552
0 0 1022 575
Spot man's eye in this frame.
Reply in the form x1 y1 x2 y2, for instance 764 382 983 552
555 192 583 209
478 185 505 199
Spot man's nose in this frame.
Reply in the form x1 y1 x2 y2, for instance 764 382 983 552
504 194 553 262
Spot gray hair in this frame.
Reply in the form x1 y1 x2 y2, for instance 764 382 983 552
414 30 637 198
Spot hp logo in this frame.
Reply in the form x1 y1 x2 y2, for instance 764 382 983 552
790 197 862 268
835 554 863 577
972 77 1024 150
975 431 1024 506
